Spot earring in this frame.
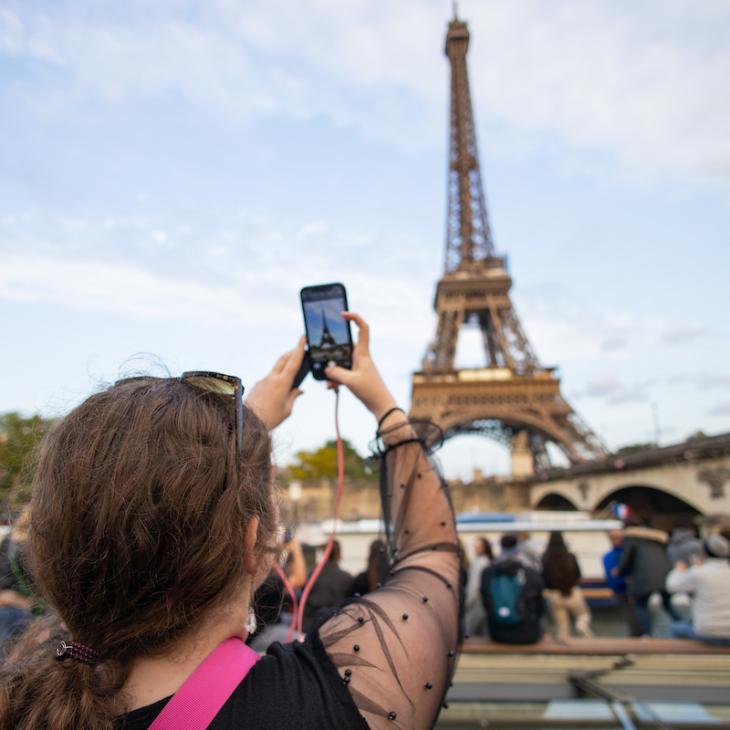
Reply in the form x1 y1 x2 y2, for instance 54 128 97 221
244 576 257 635
245 609 257 635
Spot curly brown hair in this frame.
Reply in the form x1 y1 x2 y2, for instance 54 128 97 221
0 376 275 729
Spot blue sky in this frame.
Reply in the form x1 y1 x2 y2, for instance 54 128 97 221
1 0 729 478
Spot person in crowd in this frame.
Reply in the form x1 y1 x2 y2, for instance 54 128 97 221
602 530 641 636
301 540 353 632
516 531 543 571
0 315 461 729
666 527 704 623
667 527 704 566
494 533 521 564
248 537 306 652
349 538 389 597
720 528 730 560
457 538 469 596
667 534 730 646
617 516 681 636
0 509 35 648
465 537 492 637
481 534 544 644
542 532 592 641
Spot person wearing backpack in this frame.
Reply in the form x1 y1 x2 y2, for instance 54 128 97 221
481 534 544 644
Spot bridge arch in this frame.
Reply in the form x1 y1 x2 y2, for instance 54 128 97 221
534 492 579 511
590 481 705 517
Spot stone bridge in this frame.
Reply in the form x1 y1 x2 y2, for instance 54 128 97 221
528 432 730 527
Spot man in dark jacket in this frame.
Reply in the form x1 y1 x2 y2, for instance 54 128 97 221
617 519 681 636
603 530 642 636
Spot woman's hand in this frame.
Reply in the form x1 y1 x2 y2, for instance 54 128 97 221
246 338 306 430
325 313 398 421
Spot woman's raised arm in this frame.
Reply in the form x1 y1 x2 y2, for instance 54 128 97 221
320 315 461 728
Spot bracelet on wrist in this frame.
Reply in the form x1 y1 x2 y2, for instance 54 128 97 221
377 407 406 434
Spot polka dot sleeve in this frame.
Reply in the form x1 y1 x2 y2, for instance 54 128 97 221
317 419 462 729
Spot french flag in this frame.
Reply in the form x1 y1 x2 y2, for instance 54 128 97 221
611 502 631 520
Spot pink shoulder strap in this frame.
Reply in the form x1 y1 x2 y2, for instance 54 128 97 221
149 637 261 730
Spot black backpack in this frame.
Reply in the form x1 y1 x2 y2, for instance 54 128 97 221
481 559 543 644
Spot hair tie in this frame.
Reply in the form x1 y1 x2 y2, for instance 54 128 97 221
56 640 99 665
377 407 406 434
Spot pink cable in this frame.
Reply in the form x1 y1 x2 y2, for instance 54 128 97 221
272 562 299 643
295 388 345 639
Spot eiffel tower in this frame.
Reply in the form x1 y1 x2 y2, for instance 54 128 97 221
409 13 606 474
319 310 336 348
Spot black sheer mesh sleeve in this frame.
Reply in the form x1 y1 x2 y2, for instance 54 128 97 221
317 419 462 729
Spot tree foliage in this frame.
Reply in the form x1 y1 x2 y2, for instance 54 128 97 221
0 412 54 504
285 439 376 483
616 441 657 454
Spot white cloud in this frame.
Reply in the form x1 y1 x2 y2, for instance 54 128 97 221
572 377 655 405
670 372 730 391
708 402 730 417
512 282 661 362
2 207 713 384
0 210 437 349
1 1 729 179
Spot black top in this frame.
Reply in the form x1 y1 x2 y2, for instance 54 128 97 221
617 526 672 597
349 570 371 598
119 631 368 730
542 553 581 596
302 561 353 632
250 570 287 636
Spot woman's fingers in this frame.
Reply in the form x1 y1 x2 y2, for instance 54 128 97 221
342 312 369 354
325 364 353 386
274 336 306 375
282 336 306 376
285 388 304 413
272 351 290 374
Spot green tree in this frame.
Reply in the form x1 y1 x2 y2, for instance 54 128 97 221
616 441 657 454
0 412 54 504
285 439 376 483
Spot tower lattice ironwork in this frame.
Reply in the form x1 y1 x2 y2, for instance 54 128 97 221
410 14 606 472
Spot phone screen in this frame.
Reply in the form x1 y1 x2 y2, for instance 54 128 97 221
300 283 352 379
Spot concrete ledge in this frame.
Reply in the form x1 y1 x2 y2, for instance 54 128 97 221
462 635 730 655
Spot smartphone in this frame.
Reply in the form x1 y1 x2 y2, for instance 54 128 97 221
300 283 353 381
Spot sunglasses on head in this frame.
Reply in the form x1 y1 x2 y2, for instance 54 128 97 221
115 371 245 450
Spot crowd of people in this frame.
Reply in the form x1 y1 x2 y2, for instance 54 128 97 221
458 521 730 646
462 531 589 645
245 517 730 655
3 485 730 665
616 517 730 644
